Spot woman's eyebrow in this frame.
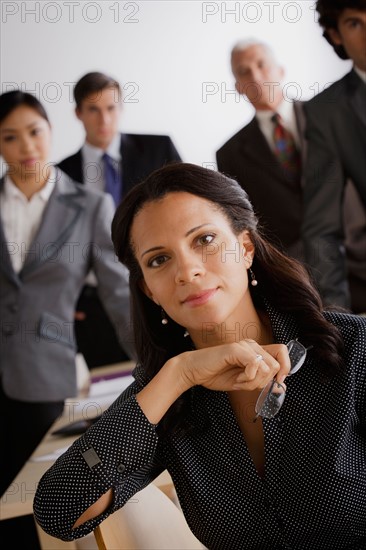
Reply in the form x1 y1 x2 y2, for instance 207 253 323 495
1 121 39 133
140 224 212 259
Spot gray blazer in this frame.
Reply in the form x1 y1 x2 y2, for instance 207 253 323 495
0 169 134 402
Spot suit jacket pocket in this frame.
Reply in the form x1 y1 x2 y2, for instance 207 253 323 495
38 312 76 349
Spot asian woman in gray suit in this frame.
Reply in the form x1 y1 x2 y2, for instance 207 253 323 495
0 91 135 502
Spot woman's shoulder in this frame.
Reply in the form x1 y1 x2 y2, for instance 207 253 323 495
323 310 366 359
323 310 366 331
320 312 365 395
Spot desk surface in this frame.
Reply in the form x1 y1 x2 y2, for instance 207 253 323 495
0 362 172 522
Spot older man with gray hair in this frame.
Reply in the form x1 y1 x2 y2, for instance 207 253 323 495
216 39 305 261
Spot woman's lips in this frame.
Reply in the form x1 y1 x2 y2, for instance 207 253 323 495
21 158 38 167
183 288 218 307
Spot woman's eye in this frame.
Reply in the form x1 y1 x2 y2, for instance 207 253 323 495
148 255 168 268
197 234 215 246
31 128 41 136
3 135 15 142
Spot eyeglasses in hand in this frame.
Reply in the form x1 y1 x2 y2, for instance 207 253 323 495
254 339 311 421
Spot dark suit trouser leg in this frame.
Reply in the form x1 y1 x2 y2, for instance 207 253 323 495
0 385 64 548
75 286 129 369
0 385 64 496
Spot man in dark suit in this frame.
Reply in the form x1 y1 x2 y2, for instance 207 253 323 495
302 0 366 312
216 40 305 261
58 72 182 367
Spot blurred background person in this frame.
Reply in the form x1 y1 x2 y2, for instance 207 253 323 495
302 0 366 313
216 39 305 262
0 90 134 547
58 72 182 368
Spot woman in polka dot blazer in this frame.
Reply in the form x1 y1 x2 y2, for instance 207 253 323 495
34 163 366 550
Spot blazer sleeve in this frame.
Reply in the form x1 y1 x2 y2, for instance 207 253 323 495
216 145 226 173
302 100 350 309
89 192 136 359
33 377 164 541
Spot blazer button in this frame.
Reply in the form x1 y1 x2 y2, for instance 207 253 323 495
117 463 126 473
8 304 18 313
2 326 14 336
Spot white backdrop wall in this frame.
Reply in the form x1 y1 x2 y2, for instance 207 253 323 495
1 0 351 167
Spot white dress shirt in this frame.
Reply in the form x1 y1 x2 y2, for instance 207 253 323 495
255 100 301 151
0 168 56 272
81 133 121 193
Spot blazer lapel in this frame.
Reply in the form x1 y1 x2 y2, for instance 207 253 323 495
347 70 366 128
0 179 21 287
294 101 307 188
19 169 85 279
120 133 137 195
239 118 296 186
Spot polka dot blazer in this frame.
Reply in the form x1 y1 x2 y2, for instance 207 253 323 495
34 308 366 549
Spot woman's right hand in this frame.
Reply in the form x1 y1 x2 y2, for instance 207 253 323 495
137 339 290 426
175 339 291 394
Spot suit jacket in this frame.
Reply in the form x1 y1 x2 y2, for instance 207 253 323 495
216 102 305 259
0 169 134 402
57 133 181 197
302 69 366 309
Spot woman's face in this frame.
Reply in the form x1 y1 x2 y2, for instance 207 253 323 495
131 192 255 340
0 105 51 181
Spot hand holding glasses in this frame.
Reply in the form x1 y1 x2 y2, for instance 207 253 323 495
254 339 311 421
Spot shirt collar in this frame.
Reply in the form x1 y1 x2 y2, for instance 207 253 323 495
4 166 56 202
82 133 121 162
255 100 293 125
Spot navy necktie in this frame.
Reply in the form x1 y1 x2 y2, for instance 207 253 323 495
102 153 121 207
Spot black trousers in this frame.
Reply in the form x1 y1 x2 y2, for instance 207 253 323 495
75 285 129 369
0 385 64 548
0 384 64 497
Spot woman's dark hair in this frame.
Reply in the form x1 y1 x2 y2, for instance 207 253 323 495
316 0 366 59
0 91 50 125
74 72 121 109
112 163 344 433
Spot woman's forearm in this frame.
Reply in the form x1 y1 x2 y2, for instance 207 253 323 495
136 355 192 424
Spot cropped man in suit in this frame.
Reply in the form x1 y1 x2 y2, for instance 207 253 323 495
216 40 305 261
302 0 366 312
58 72 182 367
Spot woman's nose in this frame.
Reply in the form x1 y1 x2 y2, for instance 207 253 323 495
174 255 205 284
20 135 34 153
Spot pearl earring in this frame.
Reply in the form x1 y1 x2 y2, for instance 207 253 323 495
249 268 258 287
183 330 189 338
161 308 168 325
